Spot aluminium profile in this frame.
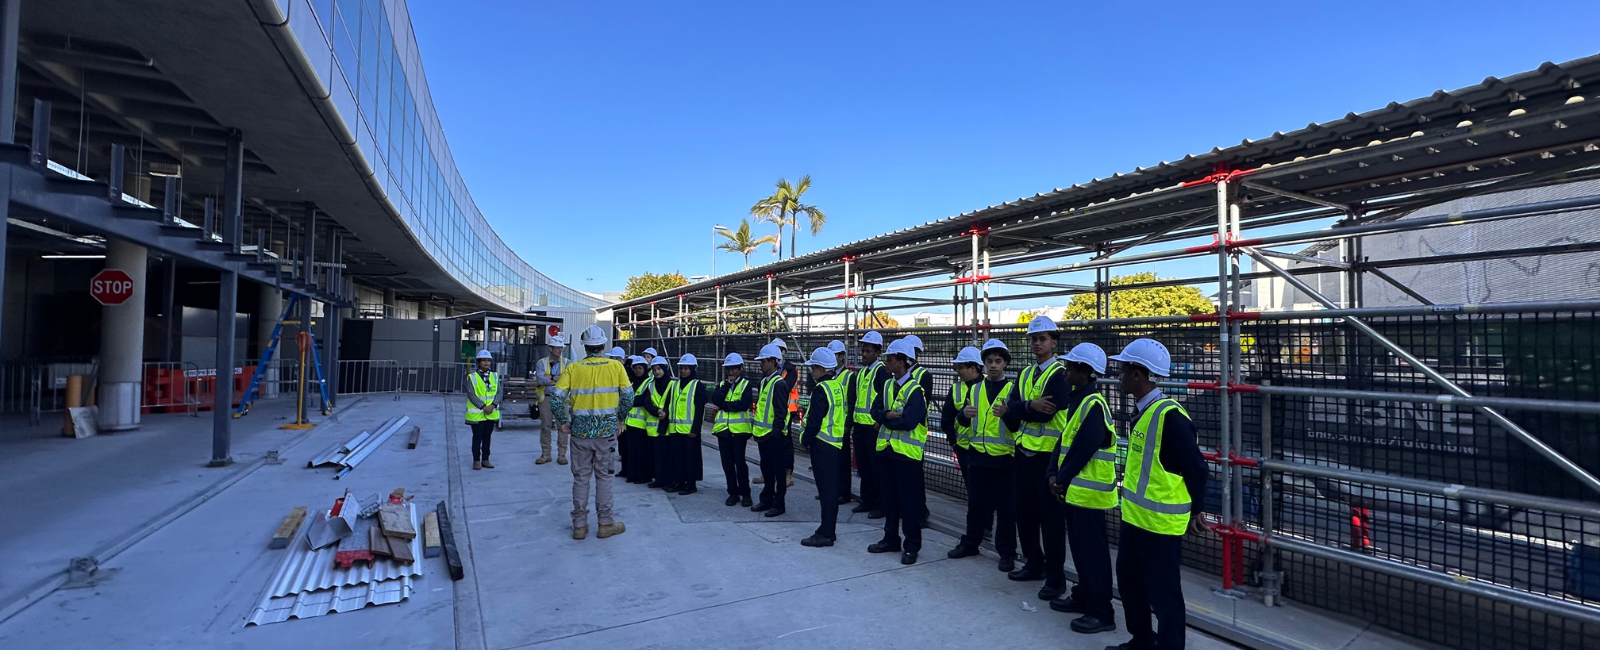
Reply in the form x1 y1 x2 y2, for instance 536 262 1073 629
306 429 374 468
334 415 410 480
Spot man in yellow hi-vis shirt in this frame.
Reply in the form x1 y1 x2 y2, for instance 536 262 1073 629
549 325 634 540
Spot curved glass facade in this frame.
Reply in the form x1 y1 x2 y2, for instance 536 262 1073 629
277 0 601 309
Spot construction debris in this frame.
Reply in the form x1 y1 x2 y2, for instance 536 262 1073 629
423 513 441 559
378 503 416 541
247 499 425 626
335 517 375 568
333 416 411 479
305 494 356 550
270 506 308 550
435 501 464 581
406 426 421 449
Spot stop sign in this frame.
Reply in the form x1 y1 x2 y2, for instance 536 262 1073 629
91 269 136 305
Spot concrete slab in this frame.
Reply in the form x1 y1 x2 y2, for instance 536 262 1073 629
0 395 459 649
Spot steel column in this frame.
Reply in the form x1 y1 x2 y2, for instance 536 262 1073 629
1214 179 1234 534
1244 248 1600 496
0 0 19 144
222 129 244 252
211 268 237 467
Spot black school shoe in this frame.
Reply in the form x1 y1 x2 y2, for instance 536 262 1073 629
751 501 772 512
1038 582 1067 601
678 484 697 495
1008 565 1046 581
800 534 835 547
900 551 918 565
866 509 885 519
1071 615 1116 634
725 495 741 506
763 505 786 517
867 540 901 554
1050 596 1087 614
851 503 873 513
740 495 753 507
946 544 980 559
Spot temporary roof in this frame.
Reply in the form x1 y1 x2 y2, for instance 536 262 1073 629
614 54 1600 325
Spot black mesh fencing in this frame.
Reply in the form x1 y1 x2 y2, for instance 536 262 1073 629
623 311 1600 650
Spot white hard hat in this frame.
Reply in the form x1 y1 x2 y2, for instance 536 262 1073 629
475 349 493 360
1064 342 1108 375
723 352 745 367
608 346 625 358
579 324 609 346
1110 338 1172 377
770 337 789 350
628 355 646 366
981 338 1009 353
756 344 784 361
885 339 917 360
859 331 884 346
904 334 924 351
650 356 671 368
643 347 658 356
1026 315 1059 335
953 346 982 365
548 334 566 347
827 340 846 354
807 347 838 369
677 354 698 366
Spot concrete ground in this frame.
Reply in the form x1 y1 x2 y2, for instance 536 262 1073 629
0 395 1425 650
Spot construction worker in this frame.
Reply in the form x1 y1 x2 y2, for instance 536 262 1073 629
608 346 626 362
1006 315 1072 601
640 357 675 489
709 353 754 506
548 325 633 540
868 338 928 564
827 340 855 505
642 347 658 365
903 333 933 529
945 342 1021 569
1048 343 1119 635
658 354 707 495
534 335 572 465
1106 338 1208 650
850 331 891 519
465 349 502 471
620 356 654 484
800 347 849 547
773 337 799 488
750 344 792 516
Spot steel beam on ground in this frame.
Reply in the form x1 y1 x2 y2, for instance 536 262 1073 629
1244 248 1600 497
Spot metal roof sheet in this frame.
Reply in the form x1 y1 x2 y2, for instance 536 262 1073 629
249 501 423 617
246 576 412 626
613 53 1600 316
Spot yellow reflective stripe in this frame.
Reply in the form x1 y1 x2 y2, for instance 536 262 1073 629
1071 477 1117 492
569 386 618 395
1119 487 1192 514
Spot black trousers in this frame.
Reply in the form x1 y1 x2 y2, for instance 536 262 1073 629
875 452 925 552
623 428 653 483
1117 521 1187 650
716 433 751 496
755 433 788 507
810 441 843 538
961 456 1016 558
1064 505 1116 622
850 423 880 509
836 427 855 498
469 420 495 461
1013 451 1066 585
651 435 671 484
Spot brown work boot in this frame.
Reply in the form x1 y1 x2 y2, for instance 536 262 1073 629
557 456 569 466
535 454 552 465
787 470 794 487
573 525 589 540
473 461 482 470
597 522 626 539
481 459 495 469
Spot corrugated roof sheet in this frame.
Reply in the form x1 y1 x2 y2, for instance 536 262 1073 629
614 53 1600 315
246 502 423 625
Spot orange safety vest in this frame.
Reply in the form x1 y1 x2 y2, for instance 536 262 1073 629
785 362 800 414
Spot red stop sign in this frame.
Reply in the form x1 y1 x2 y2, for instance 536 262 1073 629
547 325 561 339
91 269 136 305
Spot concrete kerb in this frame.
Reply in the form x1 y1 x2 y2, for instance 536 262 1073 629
701 435 1307 650
444 395 487 650
0 395 369 626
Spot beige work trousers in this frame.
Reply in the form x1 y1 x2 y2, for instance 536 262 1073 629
571 435 618 527
539 398 569 459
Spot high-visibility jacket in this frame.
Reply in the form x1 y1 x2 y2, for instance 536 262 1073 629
1120 397 1195 535
852 361 885 425
1016 361 1068 453
665 380 701 435
964 380 1015 457
713 378 752 434
814 378 848 449
952 383 974 450
751 374 784 438
1058 391 1119 510
465 371 500 422
626 380 670 436
550 356 630 438
535 356 570 401
876 378 927 461
784 362 800 414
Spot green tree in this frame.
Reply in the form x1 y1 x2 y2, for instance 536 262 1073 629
856 311 899 329
1064 272 1214 320
750 174 827 260
715 219 779 269
621 271 690 301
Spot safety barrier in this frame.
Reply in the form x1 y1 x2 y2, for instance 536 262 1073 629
139 361 202 416
625 310 1600 650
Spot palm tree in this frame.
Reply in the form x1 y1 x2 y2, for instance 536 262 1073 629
715 219 779 269
750 174 827 259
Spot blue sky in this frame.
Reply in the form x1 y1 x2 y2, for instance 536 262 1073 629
409 0 1600 300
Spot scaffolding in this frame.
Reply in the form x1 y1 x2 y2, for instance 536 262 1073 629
611 54 1600 650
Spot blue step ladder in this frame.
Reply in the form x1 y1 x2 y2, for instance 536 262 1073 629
235 294 333 418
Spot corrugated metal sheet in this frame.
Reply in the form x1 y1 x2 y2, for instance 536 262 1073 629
246 502 423 625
